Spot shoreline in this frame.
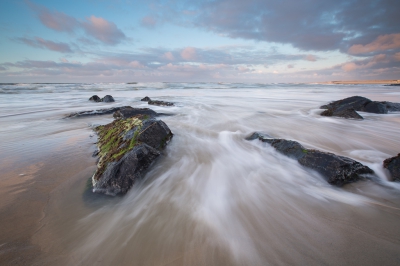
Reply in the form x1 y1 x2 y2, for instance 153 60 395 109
318 79 400 85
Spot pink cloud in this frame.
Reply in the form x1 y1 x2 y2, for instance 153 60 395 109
17 37 72 53
163 52 175 61
181 47 197 60
29 3 126 46
37 6 78 32
348 33 400 54
341 54 389 72
287 64 294 68
141 16 157 28
81 16 126 45
304 55 317 62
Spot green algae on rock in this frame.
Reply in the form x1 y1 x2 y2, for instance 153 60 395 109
92 115 173 195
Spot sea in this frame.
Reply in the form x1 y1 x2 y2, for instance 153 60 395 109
0 82 400 265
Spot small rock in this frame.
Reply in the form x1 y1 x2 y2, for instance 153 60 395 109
141 96 151 102
89 95 101 102
383 154 400 181
102 95 115 102
148 100 174 106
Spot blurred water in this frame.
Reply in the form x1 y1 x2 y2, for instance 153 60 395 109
1 83 400 265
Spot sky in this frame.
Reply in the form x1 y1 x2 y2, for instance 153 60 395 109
0 0 399 83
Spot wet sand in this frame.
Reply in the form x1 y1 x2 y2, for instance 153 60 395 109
1 83 400 265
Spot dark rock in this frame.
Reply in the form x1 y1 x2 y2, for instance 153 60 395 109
385 84 400 86
245 132 272 141
113 106 158 119
141 96 151 102
102 95 115 102
319 96 400 119
92 116 173 195
148 100 174 106
322 96 371 112
248 132 374 186
383 154 400 181
321 107 364 120
260 138 307 160
137 119 173 150
362 101 387 114
381 101 400 112
93 144 160 195
65 106 128 118
89 95 101 102
298 150 374 186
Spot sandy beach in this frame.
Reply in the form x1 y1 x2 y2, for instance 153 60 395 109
1 83 400 265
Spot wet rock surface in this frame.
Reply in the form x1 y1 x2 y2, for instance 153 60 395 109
141 96 174 106
92 116 173 195
65 107 127 118
113 107 158 119
141 96 151 102
88 94 115 102
248 132 374 186
320 96 400 119
65 106 173 118
102 95 115 102
383 154 400 181
89 95 101 102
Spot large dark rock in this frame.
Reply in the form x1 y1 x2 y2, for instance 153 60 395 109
319 96 400 119
249 132 374 186
383 154 400 181
102 95 115 102
89 95 101 102
92 116 173 195
113 107 158 119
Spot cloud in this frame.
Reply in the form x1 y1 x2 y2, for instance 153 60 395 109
163 52 175 60
0 66 6 71
141 16 157 28
16 37 72 53
287 64 294 69
146 0 400 52
180 47 197 60
304 55 317 62
35 5 78 32
348 33 400 55
81 16 126 45
28 2 126 45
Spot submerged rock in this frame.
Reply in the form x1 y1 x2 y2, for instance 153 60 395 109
102 95 115 102
66 106 172 118
141 96 174 106
89 95 101 102
148 100 174 106
248 132 374 186
65 106 128 118
320 96 400 119
383 154 400 181
92 116 173 195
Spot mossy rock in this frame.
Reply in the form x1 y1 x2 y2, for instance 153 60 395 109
92 115 173 195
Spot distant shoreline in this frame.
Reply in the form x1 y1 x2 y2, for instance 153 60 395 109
319 79 400 85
